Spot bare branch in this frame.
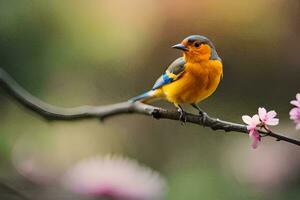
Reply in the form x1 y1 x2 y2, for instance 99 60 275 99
1 68 300 146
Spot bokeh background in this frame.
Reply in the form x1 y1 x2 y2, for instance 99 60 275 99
0 0 300 199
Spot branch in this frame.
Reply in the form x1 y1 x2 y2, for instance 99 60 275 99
1 68 300 146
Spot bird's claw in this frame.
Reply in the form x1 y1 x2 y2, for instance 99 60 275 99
199 111 207 125
178 109 187 124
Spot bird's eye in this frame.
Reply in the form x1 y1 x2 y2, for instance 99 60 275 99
194 42 200 48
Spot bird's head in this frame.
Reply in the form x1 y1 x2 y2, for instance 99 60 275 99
172 35 221 63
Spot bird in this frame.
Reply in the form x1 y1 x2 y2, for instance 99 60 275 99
129 35 223 122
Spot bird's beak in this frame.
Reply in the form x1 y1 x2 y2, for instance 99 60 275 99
172 43 188 51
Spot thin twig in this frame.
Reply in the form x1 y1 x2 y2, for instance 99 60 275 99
1 68 299 146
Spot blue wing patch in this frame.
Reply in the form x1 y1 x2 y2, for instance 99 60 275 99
152 57 185 90
152 72 173 90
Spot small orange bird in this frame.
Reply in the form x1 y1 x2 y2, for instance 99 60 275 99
130 35 223 121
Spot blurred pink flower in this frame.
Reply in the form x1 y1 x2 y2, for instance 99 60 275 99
242 114 261 149
290 93 300 108
62 155 166 200
258 107 279 127
223 143 300 193
290 107 300 130
290 93 300 130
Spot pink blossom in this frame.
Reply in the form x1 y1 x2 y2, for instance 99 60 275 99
242 114 260 131
290 93 300 108
290 107 300 130
258 107 279 126
242 114 261 149
242 107 280 149
290 93 300 130
62 155 166 200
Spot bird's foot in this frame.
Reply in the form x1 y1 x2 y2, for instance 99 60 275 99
198 110 208 125
178 108 187 124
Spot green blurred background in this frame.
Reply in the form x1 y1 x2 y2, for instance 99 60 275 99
0 0 300 199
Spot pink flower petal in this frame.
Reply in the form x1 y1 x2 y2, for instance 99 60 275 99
252 114 260 125
290 108 300 120
289 107 300 130
291 100 300 108
242 115 252 125
249 130 260 149
266 118 279 126
251 137 259 149
258 107 267 120
290 93 300 108
266 110 277 119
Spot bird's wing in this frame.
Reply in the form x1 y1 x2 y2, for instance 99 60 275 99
152 57 186 90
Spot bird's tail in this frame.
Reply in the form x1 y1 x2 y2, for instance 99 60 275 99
129 90 160 103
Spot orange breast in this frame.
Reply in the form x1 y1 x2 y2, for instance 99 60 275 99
161 60 222 105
